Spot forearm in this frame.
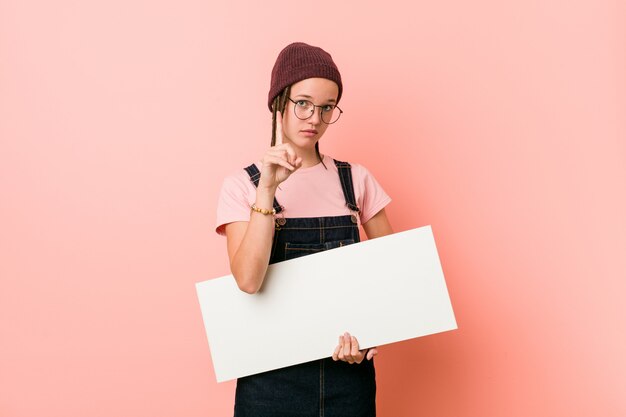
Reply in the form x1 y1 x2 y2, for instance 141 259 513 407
230 186 277 293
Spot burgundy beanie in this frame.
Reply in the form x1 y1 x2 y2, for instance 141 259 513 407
268 42 343 112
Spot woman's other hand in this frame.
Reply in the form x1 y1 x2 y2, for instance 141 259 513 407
259 112 302 189
332 332 378 364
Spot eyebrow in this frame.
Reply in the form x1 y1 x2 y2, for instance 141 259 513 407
294 94 337 103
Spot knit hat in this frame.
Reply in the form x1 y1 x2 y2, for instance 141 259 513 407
268 42 343 112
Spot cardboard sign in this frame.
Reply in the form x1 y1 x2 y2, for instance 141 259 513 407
196 225 457 382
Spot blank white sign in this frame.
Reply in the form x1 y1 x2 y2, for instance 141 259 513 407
196 225 457 382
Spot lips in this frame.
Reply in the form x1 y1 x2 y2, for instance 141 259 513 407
301 129 318 135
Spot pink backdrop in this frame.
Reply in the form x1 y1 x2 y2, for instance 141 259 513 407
1 0 625 416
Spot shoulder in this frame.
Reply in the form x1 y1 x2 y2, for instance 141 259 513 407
329 157 386 195
216 163 261 207
215 163 258 236
331 158 375 180
220 164 258 191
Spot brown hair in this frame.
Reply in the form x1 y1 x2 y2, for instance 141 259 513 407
270 86 327 169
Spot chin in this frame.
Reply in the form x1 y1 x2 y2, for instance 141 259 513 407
291 138 318 149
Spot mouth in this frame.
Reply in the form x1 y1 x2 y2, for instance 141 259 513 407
301 129 318 135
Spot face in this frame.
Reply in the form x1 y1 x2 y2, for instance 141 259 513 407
281 77 339 151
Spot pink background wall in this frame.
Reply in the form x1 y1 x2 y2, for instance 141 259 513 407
1 0 625 416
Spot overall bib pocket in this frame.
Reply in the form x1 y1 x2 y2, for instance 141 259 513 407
284 239 355 261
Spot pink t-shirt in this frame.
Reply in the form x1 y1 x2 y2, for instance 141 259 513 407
215 154 391 236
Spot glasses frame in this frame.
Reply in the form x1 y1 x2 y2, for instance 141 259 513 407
287 97 343 124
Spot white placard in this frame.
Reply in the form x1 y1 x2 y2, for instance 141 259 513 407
196 225 457 382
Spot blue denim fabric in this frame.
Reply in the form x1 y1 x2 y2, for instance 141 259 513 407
234 162 376 417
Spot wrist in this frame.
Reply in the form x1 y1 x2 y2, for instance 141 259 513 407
255 185 276 210
250 203 276 215
257 182 278 194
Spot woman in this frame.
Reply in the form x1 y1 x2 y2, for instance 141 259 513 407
215 42 394 417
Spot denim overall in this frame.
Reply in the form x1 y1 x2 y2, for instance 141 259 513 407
233 159 376 417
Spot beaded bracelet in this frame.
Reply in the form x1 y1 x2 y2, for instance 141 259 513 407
250 203 276 216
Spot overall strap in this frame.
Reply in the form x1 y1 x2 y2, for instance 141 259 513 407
243 164 284 214
333 159 361 213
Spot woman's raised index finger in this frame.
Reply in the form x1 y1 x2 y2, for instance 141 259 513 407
275 111 284 146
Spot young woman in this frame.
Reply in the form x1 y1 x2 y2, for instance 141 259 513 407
215 42 394 417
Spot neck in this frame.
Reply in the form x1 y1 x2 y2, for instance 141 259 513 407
287 142 322 168
300 151 323 168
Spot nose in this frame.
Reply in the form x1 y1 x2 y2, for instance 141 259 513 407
308 106 322 125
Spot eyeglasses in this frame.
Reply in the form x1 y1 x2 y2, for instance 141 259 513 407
287 97 343 124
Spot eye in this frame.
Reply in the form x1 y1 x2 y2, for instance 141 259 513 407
321 105 335 112
295 100 309 107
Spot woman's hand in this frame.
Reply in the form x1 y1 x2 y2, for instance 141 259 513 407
332 332 378 364
258 112 303 189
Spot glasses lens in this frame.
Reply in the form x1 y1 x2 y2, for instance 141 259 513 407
321 106 341 124
291 99 342 124
293 100 314 120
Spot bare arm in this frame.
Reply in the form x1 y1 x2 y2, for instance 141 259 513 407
362 207 394 239
224 185 278 294
225 113 302 294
